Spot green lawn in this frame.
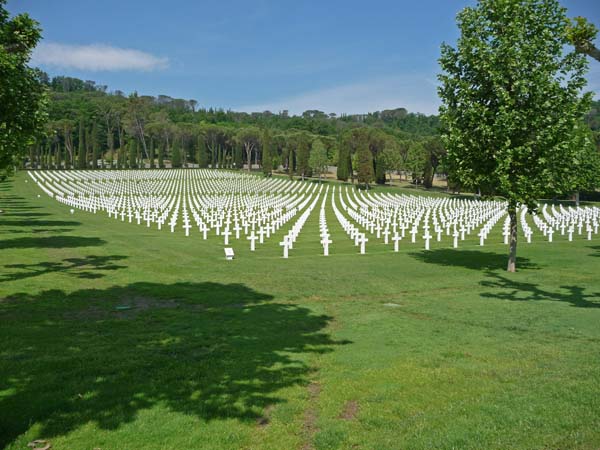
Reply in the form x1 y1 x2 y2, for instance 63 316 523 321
1 172 599 450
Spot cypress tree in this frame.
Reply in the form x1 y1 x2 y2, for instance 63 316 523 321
356 141 374 188
336 145 349 181
77 121 86 169
129 140 137 169
375 157 386 185
91 123 98 169
171 142 182 168
261 130 273 176
55 141 62 169
197 137 208 168
158 144 165 168
149 139 155 169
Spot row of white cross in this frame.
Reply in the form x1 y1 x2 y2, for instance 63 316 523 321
28 170 600 258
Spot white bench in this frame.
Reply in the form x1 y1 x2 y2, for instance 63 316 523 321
224 248 235 260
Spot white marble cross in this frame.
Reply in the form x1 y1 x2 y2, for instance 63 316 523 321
321 237 332 256
247 231 258 251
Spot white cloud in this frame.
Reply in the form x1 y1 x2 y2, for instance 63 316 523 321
237 75 441 116
32 42 168 72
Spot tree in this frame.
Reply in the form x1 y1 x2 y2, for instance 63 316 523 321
309 138 329 183
405 141 426 187
158 143 165 169
77 120 86 169
561 121 600 205
567 16 600 62
171 142 182 168
261 129 273 176
197 135 208 168
422 136 445 188
237 127 260 171
128 139 137 169
438 0 592 272
356 140 374 188
0 1 48 180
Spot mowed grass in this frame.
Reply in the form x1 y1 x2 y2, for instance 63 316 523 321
1 172 599 450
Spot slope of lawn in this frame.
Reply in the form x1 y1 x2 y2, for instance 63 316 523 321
1 172 599 450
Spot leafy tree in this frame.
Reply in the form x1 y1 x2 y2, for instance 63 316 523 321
438 0 592 272
336 143 351 181
567 16 600 62
309 139 329 182
77 120 86 169
237 127 260 171
197 135 208 168
356 140 374 188
261 129 273 176
422 136 445 188
171 142 182 168
405 141 426 186
0 0 47 180
91 122 99 169
149 139 155 169
158 143 165 168
128 139 137 169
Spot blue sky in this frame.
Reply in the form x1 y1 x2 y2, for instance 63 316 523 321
7 0 600 115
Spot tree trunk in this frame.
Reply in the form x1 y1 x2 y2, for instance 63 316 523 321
575 191 580 207
507 206 518 272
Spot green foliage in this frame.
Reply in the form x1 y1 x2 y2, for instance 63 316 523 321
0 0 48 179
309 139 328 182
439 0 592 207
77 121 86 169
567 16 600 62
261 130 273 175
158 144 165 169
356 140 374 187
171 142 182 168
128 140 137 169
438 0 593 271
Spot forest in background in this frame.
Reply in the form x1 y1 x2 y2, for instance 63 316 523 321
28 74 600 192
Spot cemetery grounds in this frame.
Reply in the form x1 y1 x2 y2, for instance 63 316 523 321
1 169 599 450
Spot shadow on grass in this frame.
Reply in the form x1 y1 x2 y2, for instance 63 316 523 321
588 245 600 257
1 255 128 282
480 272 600 308
409 248 539 271
0 236 105 250
0 282 347 447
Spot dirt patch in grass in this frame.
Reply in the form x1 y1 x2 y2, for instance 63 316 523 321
301 381 321 450
256 404 275 428
338 400 359 420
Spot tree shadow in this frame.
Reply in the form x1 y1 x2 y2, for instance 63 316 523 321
588 245 600 258
409 248 539 271
0 236 105 250
480 272 600 308
0 282 347 447
1 255 128 282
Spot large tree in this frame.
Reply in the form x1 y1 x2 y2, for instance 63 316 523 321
439 0 592 272
0 0 47 180
309 138 329 182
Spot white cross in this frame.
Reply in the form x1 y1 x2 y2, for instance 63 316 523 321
258 227 266 244
382 228 391 244
223 228 232 245
357 233 368 254
453 230 459 248
280 236 290 258
423 231 432 250
547 227 554 243
321 237 332 256
183 222 192 237
410 227 418 243
392 233 401 252
247 231 258 251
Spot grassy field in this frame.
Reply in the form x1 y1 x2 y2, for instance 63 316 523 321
1 171 599 450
